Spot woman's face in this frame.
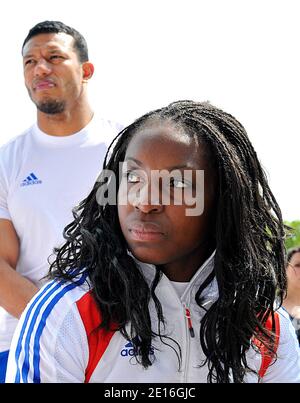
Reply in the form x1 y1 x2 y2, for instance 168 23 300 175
287 252 300 289
117 122 217 281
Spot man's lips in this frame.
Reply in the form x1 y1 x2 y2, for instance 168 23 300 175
129 222 165 242
33 80 56 91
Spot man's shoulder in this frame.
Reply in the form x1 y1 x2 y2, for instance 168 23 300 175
103 118 125 133
90 116 125 146
0 125 35 155
95 115 125 131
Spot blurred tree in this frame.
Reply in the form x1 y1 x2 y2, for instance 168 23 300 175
285 220 300 250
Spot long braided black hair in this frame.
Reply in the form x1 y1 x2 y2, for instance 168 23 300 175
50 101 287 382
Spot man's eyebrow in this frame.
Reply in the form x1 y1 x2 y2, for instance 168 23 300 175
23 47 66 57
23 53 34 59
48 48 66 53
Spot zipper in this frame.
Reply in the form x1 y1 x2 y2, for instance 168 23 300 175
183 303 195 382
184 306 195 338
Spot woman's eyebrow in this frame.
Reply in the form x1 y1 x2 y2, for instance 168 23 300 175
125 158 197 171
124 157 143 166
163 164 194 170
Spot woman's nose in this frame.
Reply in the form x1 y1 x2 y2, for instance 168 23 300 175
132 183 163 214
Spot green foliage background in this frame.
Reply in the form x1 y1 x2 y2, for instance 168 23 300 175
285 220 300 250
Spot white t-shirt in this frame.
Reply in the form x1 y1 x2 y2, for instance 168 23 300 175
0 116 122 352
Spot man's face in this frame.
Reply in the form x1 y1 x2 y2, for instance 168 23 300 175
22 32 84 114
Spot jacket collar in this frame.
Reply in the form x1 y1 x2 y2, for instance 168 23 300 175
131 250 218 305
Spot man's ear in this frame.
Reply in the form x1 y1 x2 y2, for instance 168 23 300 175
82 62 94 82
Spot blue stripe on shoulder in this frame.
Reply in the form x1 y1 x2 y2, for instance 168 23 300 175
14 273 88 383
14 280 59 383
32 274 87 383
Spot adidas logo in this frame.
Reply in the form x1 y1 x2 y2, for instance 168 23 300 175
120 337 155 357
20 172 42 187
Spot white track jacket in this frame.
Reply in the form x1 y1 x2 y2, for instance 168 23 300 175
6 253 300 383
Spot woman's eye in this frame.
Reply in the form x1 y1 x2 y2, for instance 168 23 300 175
170 178 188 188
126 172 140 183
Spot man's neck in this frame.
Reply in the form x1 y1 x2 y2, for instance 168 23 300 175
37 103 94 136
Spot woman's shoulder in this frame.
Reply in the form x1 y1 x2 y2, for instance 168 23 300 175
22 274 92 329
7 274 93 383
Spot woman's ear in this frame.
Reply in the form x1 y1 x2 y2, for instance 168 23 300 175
82 62 94 82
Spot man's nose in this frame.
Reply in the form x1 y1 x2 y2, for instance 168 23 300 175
34 59 52 77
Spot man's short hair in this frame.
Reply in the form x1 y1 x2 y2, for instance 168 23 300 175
22 20 89 63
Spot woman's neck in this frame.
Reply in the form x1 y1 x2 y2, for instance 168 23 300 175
283 288 300 318
159 242 215 282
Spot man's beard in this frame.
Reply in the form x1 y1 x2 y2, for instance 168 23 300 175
35 99 66 115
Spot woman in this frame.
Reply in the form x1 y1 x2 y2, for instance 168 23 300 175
6 101 300 383
283 247 300 345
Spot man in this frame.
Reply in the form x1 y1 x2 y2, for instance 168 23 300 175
0 21 122 382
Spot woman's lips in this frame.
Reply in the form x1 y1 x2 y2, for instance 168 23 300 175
129 223 165 242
